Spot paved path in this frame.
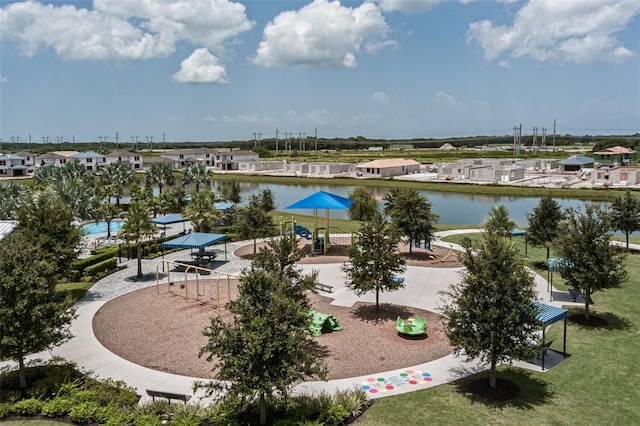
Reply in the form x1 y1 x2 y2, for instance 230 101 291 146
1 229 583 402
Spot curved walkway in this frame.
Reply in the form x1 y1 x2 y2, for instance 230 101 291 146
0 230 583 403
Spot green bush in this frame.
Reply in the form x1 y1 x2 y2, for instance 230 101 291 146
133 413 163 426
69 400 99 424
171 413 203 426
72 250 119 273
85 378 139 407
95 401 122 424
84 257 117 277
105 411 134 426
12 397 43 416
317 403 350 426
41 397 73 417
0 402 12 419
0 359 84 403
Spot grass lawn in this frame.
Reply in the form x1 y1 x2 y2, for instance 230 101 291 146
2 422 68 425
356 233 640 425
55 281 93 303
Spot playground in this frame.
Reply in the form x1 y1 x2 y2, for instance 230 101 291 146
92 242 456 381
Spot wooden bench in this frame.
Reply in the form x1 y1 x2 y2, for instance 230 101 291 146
146 389 192 404
315 283 334 293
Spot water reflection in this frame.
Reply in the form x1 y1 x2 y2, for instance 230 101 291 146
213 181 592 227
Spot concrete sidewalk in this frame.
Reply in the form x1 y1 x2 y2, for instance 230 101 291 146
0 230 578 402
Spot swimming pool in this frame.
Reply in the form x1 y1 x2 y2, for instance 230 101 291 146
83 220 124 235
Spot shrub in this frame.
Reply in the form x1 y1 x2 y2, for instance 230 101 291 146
84 257 117 277
69 400 99 424
85 378 139 407
105 411 134 426
12 397 43 416
95 401 122 424
171 413 203 426
0 402 12 419
333 388 369 419
133 413 163 426
317 403 350 426
72 250 119 274
41 397 73 417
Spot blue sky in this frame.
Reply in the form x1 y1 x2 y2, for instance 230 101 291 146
1 0 639 144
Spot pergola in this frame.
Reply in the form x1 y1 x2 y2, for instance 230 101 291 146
533 301 569 370
161 232 227 259
152 213 188 235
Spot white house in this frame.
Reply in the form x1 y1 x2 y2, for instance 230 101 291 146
214 150 259 170
161 148 216 167
105 151 144 170
355 158 420 177
0 153 30 177
71 151 107 172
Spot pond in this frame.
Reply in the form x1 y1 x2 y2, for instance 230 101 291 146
211 181 594 227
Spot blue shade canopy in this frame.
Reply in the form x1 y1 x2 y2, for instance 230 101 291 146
533 301 568 326
285 191 353 210
548 257 572 272
161 233 226 249
510 229 526 236
153 213 187 225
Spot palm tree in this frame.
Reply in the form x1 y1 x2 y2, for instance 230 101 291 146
145 163 175 194
119 201 157 279
98 202 121 239
51 178 100 222
182 163 211 192
0 181 28 220
183 190 220 232
99 161 134 207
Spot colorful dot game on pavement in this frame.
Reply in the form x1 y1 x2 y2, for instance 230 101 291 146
360 370 434 394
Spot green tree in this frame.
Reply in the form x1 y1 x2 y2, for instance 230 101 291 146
199 235 325 425
342 211 406 311
220 181 242 204
51 177 100 221
145 162 175 194
484 205 516 237
0 231 77 389
119 201 157 279
527 195 564 259
98 202 122 239
182 163 211 192
16 189 82 279
236 194 277 254
0 181 28 220
99 161 134 207
608 189 640 249
348 186 378 221
554 205 628 320
441 233 540 389
183 190 220 232
255 188 275 212
383 188 439 253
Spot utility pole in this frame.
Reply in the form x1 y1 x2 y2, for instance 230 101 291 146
162 132 166 151
541 127 547 151
275 129 279 155
315 128 318 152
115 131 119 151
532 127 538 155
552 118 557 152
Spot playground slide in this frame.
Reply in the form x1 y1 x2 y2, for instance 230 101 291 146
294 224 312 240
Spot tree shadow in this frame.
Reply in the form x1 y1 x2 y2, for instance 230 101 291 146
454 368 554 410
397 332 428 341
567 309 633 331
351 303 414 324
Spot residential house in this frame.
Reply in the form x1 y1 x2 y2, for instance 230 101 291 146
35 152 74 168
0 153 29 177
71 151 107 172
355 158 420 177
593 146 637 167
214 150 259 170
143 156 176 170
161 148 216 167
558 155 594 172
14 151 36 170
592 166 640 186
105 151 144 170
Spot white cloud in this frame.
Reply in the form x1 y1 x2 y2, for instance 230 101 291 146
173 48 228 83
205 113 271 123
253 0 393 68
0 0 253 61
375 0 440 14
371 91 391 103
498 60 510 69
0 75 7 83
434 91 458 108
467 0 640 63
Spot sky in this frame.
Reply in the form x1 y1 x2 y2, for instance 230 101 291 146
1 0 639 144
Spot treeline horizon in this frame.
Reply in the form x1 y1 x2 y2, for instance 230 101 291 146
2 133 640 155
